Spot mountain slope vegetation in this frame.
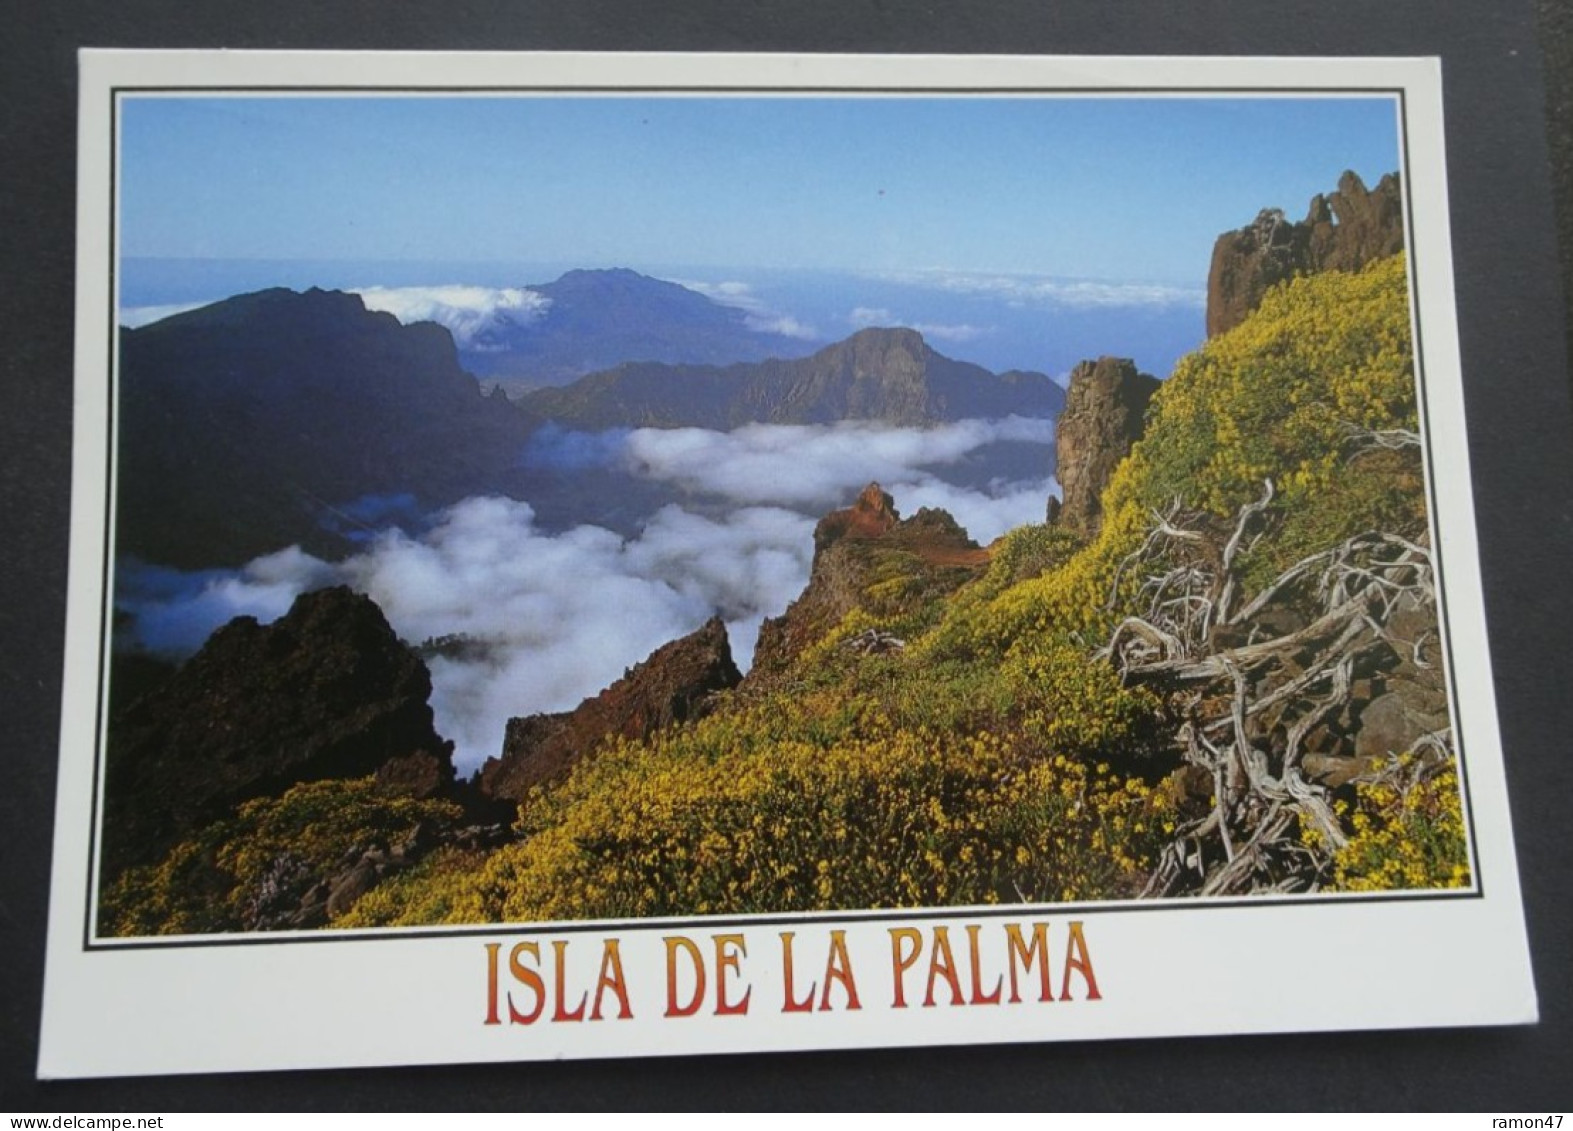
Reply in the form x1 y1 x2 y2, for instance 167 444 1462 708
103 248 1469 936
328 252 1464 928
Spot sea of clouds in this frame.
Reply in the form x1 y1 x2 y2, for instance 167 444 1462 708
671 279 820 341
351 285 553 348
118 418 1058 775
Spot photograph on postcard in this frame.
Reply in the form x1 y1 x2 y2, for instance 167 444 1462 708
86 85 1477 940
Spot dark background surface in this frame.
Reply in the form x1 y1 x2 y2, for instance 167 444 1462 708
3 0 1571 1110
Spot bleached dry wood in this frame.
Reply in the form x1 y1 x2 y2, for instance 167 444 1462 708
1341 422 1422 452
1108 479 1443 898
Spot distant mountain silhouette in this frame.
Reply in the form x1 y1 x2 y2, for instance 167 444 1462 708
116 288 533 568
517 326 1066 430
460 268 820 393
116 292 1065 572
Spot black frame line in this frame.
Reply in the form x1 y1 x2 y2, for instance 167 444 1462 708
111 85 1410 94
81 76 1483 953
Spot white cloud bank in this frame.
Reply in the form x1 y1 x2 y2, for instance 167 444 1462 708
872 269 1206 311
120 499 815 776
671 278 819 340
118 301 212 328
352 284 552 347
615 418 1055 538
119 420 1057 776
847 306 988 344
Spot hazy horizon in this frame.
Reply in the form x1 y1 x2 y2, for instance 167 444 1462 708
118 256 1213 379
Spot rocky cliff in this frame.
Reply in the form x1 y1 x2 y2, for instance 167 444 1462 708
102 586 454 878
118 288 533 568
1050 357 1160 535
1206 170 1404 337
478 616 743 802
750 483 988 677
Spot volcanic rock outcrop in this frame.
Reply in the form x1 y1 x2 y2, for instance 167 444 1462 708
1206 170 1404 337
478 616 743 802
1051 357 1160 535
750 483 988 677
102 586 454 878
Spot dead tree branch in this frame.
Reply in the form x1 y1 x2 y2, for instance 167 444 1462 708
1108 479 1447 898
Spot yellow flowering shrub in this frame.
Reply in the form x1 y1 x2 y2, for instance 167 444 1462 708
334 846 493 929
360 727 1168 925
100 778 463 936
1320 759 1471 892
921 497 1144 665
972 523 1085 598
1128 254 1426 585
1000 642 1165 763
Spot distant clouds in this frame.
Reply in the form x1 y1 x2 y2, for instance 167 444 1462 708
120 497 813 775
746 312 818 340
847 306 987 344
524 417 1058 539
679 280 754 304
873 269 1207 311
120 419 1057 774
614 418 1055 538
119 301 209 328
671 278 820 340
120 285 560 343
352 284 552 347
120 548 338 658
338 498 811 772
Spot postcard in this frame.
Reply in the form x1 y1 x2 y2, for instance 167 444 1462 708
39 49 1537 1078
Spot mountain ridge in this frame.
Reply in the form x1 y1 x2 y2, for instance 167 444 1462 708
116 286 533 568
517 325 1067 430
461 267 820 392
115 289 1059 569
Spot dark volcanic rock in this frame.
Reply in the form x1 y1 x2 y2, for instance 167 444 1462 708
518 327 1066 430
1304 171 1406 273
1206 170 1404 338
1051 357 1160 535
373 750 453 800
751 483 987 677
1294 592 1451 788
1352 691 1450 764
102 586 453 877
478 617 743 802
117 288 533 568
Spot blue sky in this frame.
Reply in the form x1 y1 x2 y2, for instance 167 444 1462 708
119 95 1401 284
